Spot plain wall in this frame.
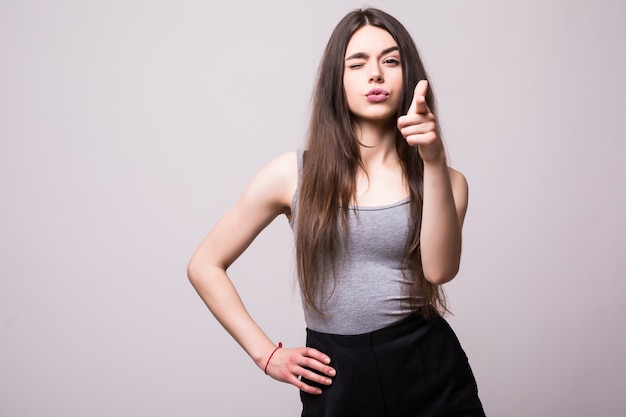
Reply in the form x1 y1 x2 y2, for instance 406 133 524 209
1 1 625 416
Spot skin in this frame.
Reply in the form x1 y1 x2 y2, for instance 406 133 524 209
187 24 468 395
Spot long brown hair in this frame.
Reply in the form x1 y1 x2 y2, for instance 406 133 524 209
295 8 446 318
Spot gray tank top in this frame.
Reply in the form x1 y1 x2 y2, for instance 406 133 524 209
290 151 420 335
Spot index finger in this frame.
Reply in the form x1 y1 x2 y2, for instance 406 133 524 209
303 347 336 376
304 347 331 365
407 79 429 115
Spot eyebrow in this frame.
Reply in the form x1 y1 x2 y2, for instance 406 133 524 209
345 46 399 61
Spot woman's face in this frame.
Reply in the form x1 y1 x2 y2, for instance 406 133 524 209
343 25 403 124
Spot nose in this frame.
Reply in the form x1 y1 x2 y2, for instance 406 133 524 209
370 70 384 83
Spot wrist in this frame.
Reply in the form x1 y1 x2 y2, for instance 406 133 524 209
252 341 278 369
263 342 283 374
422 152 447 169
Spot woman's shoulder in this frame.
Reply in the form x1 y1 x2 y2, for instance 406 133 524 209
447 166 468 188
262 151 298 189
446 165 469 224
267 150 298 175
245 151 298 212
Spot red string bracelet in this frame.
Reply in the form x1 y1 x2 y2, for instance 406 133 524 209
264 342 283 375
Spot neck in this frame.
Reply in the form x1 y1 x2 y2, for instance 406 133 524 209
354 119 398 167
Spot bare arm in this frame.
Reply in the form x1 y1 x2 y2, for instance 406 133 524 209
420 162 468 283
187 151 335 394
398 80 469 284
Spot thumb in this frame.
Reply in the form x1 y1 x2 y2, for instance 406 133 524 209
407 79 429 115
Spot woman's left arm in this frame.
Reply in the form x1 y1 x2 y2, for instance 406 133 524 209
398 80 469 284
419 161 468 284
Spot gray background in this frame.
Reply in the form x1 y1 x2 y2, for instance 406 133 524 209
1 1 625 416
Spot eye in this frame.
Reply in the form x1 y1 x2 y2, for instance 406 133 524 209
383 57 400 66
348 62 364 69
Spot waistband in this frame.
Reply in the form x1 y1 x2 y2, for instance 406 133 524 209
306 309 439 348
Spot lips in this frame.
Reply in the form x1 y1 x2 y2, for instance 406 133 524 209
365 88 389 102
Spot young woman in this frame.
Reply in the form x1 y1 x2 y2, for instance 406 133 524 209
188 7 485 417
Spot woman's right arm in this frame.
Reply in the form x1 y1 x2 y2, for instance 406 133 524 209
186 151 335 394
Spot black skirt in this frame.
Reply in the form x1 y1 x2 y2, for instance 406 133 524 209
300 312 486 417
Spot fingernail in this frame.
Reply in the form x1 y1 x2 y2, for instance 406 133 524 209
329 369 336 376
324 357 331 364
326 379 332 385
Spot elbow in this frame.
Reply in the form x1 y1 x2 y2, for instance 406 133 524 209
423 263 460 285
186 256 226 289
186 257 203 288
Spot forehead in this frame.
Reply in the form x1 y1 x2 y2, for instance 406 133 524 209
345 25 397 56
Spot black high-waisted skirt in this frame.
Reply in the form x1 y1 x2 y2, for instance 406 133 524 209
300 312 486 417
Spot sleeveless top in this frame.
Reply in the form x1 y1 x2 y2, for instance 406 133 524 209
289 150 420 335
